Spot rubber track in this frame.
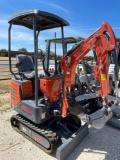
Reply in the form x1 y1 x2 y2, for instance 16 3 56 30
10 114 59 153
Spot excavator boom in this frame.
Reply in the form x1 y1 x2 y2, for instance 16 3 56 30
60 21 117 117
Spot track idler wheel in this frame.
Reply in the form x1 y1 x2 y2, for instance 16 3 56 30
10 116 18 127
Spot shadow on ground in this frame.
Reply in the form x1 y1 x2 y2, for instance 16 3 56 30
66 124 120 160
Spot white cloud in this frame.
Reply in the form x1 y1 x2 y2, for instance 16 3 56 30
113 27 120 30
38 44 46 50
0 20 8 24
46 3 68 13
29 37 34 41
33 0 69 13
64 26 88 38
1 12 120 52
18 34 26 38
0 32 7 39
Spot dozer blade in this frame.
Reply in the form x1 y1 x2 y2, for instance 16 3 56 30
56 123 88 160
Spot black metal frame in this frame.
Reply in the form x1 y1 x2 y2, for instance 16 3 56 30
33 15 38 105
8 10 69 107
44 36 84 73
44 27 66 73
8 23 13 75
44 40 51 72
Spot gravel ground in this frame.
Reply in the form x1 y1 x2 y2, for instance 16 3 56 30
1 110 120 160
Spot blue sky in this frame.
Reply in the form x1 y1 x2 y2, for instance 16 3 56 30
0 0 120 54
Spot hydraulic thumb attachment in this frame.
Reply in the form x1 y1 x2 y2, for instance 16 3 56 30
89 106 113 129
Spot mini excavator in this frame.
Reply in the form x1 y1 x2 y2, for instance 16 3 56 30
8 10 120 160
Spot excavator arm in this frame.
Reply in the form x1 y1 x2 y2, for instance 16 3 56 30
60 21 117 117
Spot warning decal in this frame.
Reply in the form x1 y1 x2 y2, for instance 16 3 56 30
101 74 107 80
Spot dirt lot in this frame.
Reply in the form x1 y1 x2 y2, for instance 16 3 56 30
0 57 16 61
1 109 120 160
1 80 120 160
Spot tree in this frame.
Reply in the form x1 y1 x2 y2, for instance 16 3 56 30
50 51 55 59
18 48 28 52
38 49 45 60
0 49 7 51
0 49 7 57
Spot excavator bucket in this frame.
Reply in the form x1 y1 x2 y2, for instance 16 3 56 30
89 107 113 129
56 124 89 160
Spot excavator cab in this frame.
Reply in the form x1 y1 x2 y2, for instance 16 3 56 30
8 10 88 160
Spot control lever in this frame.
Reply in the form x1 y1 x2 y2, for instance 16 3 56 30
42 59 51 76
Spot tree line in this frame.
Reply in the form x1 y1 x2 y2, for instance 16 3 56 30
0 48 94 60
0 48 28 57
0 48 56 60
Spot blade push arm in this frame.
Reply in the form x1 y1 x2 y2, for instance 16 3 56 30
60 21 117 117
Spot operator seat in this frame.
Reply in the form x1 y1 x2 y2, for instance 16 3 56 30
16 54 44 79
16 54 35 79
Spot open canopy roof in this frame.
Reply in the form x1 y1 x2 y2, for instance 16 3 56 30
8 10 69 31
45 36 84 44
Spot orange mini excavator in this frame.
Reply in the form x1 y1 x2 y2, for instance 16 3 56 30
8 10 119 160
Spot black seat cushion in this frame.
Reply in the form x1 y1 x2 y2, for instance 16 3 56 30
16 54 35 79
16 54 34 72
16 54 45 79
